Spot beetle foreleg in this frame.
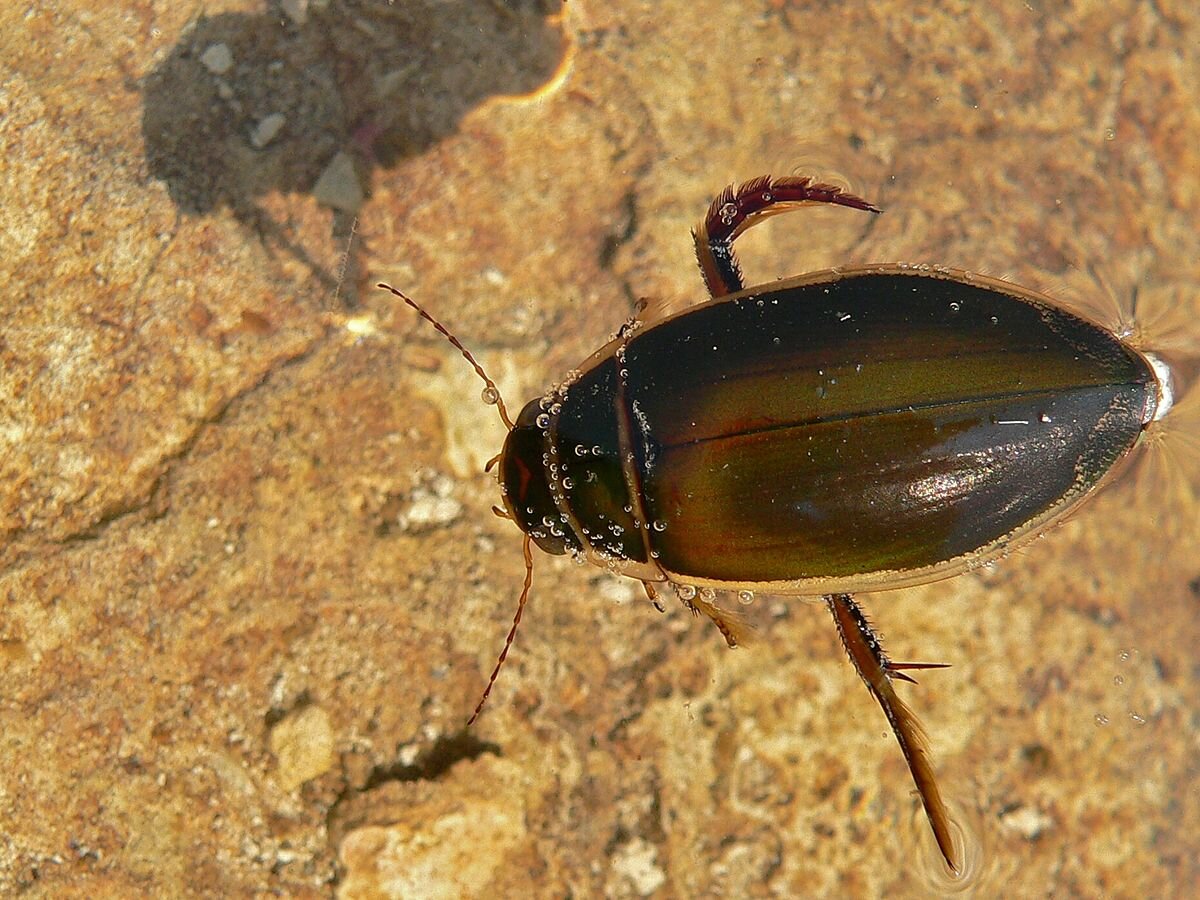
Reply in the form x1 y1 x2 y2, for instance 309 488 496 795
826 593 959 874
692 175 881 298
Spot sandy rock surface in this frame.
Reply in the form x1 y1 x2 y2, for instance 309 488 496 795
2 1 1198 896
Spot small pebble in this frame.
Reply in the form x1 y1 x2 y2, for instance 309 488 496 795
250 113 286 149
200 43 233 75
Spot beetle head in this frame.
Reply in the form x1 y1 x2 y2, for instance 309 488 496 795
499 398 582 556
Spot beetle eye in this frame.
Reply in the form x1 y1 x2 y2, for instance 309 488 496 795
514 455 533 501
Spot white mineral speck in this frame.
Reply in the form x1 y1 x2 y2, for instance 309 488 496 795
200 43 234 75
250 113 286 149
611 838 667 896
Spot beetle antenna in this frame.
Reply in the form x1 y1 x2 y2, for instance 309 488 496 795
467 534 535 726
377 282 514 430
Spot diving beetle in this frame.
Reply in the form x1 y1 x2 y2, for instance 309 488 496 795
380 175 1170 872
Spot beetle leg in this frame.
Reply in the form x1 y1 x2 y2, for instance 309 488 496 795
692 175 881 298
676 588 753 649
641 580 667 613
826 593 959 874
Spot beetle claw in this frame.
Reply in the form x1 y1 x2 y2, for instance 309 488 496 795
887 661 951 685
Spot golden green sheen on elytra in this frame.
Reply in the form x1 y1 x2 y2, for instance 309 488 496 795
544 272 1154 582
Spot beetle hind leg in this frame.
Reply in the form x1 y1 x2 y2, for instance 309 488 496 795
692 175 881 298
826 592 960 873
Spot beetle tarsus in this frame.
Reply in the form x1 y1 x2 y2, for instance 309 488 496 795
826 593 959 874
641 581 667 613
692 175 882 298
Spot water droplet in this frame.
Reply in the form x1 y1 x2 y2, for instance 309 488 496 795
949 301 961 312
1113 675 1125 686
1129 712 1146 726
562 477 574 489
737 590 755 605
481 386 499 405
651 519 667 532
535 413 551 429
1094 713 1109 726
699 587 716 602
676 584 697 601
574 444 587 457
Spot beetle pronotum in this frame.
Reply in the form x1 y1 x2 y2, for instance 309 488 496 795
381 175 1173 872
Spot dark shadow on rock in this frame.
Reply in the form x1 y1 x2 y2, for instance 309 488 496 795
142 0 566 295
